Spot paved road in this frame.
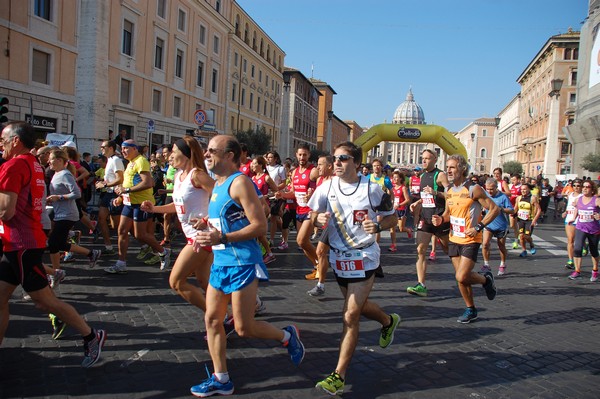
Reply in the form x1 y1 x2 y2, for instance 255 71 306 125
1 217 599 398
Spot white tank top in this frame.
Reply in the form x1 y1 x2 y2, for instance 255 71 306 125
173 168 209 239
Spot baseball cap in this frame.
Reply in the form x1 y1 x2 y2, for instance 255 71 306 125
414 166 422 171
62 140 77 149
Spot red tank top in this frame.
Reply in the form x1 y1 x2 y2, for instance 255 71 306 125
293 165 315 215
509 184 521 206
0 154 48 251
251 173 268 196
393 184 407 210
239 160 254 178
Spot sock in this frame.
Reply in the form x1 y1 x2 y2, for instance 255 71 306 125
281 329 291 343
484 261 489 266
214 372 229 383
83 329 96 342
116 260 126 267
105 245 113 251
568 259 574 264
499 262 505 267
316 282 324 289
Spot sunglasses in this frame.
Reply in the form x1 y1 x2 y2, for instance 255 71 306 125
583 185 593 189
333 154 354 162
206 147 226 154
573 184 582 187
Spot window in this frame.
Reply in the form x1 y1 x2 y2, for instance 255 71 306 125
196 60 204 87
249 93 254 110
480 148 487 158
231 83 237 102
211 69 218 93
251 65 255 78
241 88 245 106
259 70 262 83
482 129 487 137
122 20 133 56
571 70 578 86
173 96 182 118
34 0 52 20
569 92 576 104
564 48 572 60
234 52 239 67
243 59 247 73
120 79 132 105
154 38 164 69
215 0 221 13
213 35 220 54
199 24 206 45
152 90 162 113
175 49 183 78
264 100 267 116
157 0 166 19
561 142 572 157
257 96 261 113
32 49 50 84
177 9 186 32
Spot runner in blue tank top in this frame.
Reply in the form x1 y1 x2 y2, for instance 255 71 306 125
190 135 305 397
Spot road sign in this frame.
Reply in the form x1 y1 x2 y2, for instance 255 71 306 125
147 119 155 133
194 109 207 126
202 123 216 131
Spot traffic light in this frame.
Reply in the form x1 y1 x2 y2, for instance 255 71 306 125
0 97 8 124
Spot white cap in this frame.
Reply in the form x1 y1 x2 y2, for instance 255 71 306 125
62 140 77 149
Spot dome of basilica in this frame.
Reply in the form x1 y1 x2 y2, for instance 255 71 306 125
392 89 425 125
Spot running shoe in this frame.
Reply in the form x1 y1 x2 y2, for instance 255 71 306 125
136 245 152 260
568 271 581 280
483 272 497 300
190 367 234 398
388 245 397 253
307 285 325 297
88 249 102 269
104 263 128 274
50 269 66 289
276 241 288 250
498 265 506 276
305 268 319 280
379 313 401 348
519 250 527 257
50 313 67 340
428 251 436 261
530 247 537 255
565 261 575 270
263 253 276 264
102 248 116 256
316 372 344 396
91 228 100 243
282 325 305 366
512 241 519 249
62 252 75 262
310 233 318 241
81 329 106 368
591 270 599 282
254 296 266 316
407 282 427 297
406 228 413 239
224 317 236 338
159 248 172 270
582 247 589 256
144 254 160 265
479 265 492 274
457 307 478 324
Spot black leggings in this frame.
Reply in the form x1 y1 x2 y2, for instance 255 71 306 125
48 220 76 254
574 229 600 258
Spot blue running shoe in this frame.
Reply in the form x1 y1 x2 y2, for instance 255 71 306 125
519 250 527 258
530 248 537 255
283 325 305 366
457 307 478 324
190 366 234 397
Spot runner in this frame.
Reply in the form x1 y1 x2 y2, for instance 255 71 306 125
432 155 499 323
309 141 400 395
389 170 412 253
481 178 514 276
0 121 105 367
563 178 583 269
508 174 522 249
407 149 449 297
190 135 304 397
568 180 600 282
515 184 541 257
492 167 511 196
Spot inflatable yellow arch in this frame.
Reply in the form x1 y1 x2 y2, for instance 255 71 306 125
355 123 467 163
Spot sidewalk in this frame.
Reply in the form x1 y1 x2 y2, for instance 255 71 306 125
1 224 599 398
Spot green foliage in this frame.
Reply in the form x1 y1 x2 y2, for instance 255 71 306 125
502 160 523 176
233 126 272 157
580 152 600 173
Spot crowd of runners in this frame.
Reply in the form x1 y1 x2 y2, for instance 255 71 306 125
0 121 598 397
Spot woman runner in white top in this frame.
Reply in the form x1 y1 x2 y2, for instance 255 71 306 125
563 178 583 270
142 136 214 310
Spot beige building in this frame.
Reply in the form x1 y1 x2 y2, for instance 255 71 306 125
492 94 520 169
456 118 499 175
344 120 365 142
0 0 285 154
516 29 579 181
309 78 350 153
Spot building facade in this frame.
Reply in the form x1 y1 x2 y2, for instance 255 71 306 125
492 94 520 170
516 29 579 181
456 118 498 175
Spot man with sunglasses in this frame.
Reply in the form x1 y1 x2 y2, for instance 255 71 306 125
309 141 400 395
95 140 124 255
191 135 304 397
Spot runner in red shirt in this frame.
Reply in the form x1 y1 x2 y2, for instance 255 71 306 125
0 122 105 368
238 143 254 178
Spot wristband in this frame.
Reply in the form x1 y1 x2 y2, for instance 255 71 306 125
475 222 485 232
125 187 131 194
373 222 382 233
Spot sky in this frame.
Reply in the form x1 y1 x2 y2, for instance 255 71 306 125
236 0 587 132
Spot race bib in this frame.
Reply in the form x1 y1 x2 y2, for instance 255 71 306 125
122 193 131 206
209 218 225 250
173 195 185 215
0 222 4 234
579 210 594 222
333 249 365 278
517 209 530 220
421 192 435 208
296 192 308 207
450 216 466 238
393 197 400 208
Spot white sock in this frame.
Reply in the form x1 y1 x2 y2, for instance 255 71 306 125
484 261 489 266
214 372 229 383
317 282 325 289
281 329 291 343
499 262 505 267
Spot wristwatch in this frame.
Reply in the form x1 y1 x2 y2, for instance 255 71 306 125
124 187 131 194
219 232 228 245
475 222 485 232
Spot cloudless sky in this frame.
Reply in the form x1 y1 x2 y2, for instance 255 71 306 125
236 0 587 132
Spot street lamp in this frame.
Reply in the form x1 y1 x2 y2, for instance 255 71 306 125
495 117 501 127
549 79 563 98
326 110 333 152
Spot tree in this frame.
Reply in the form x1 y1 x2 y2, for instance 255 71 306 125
502 160 523 176
580 152 600 173
233 126 272 157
